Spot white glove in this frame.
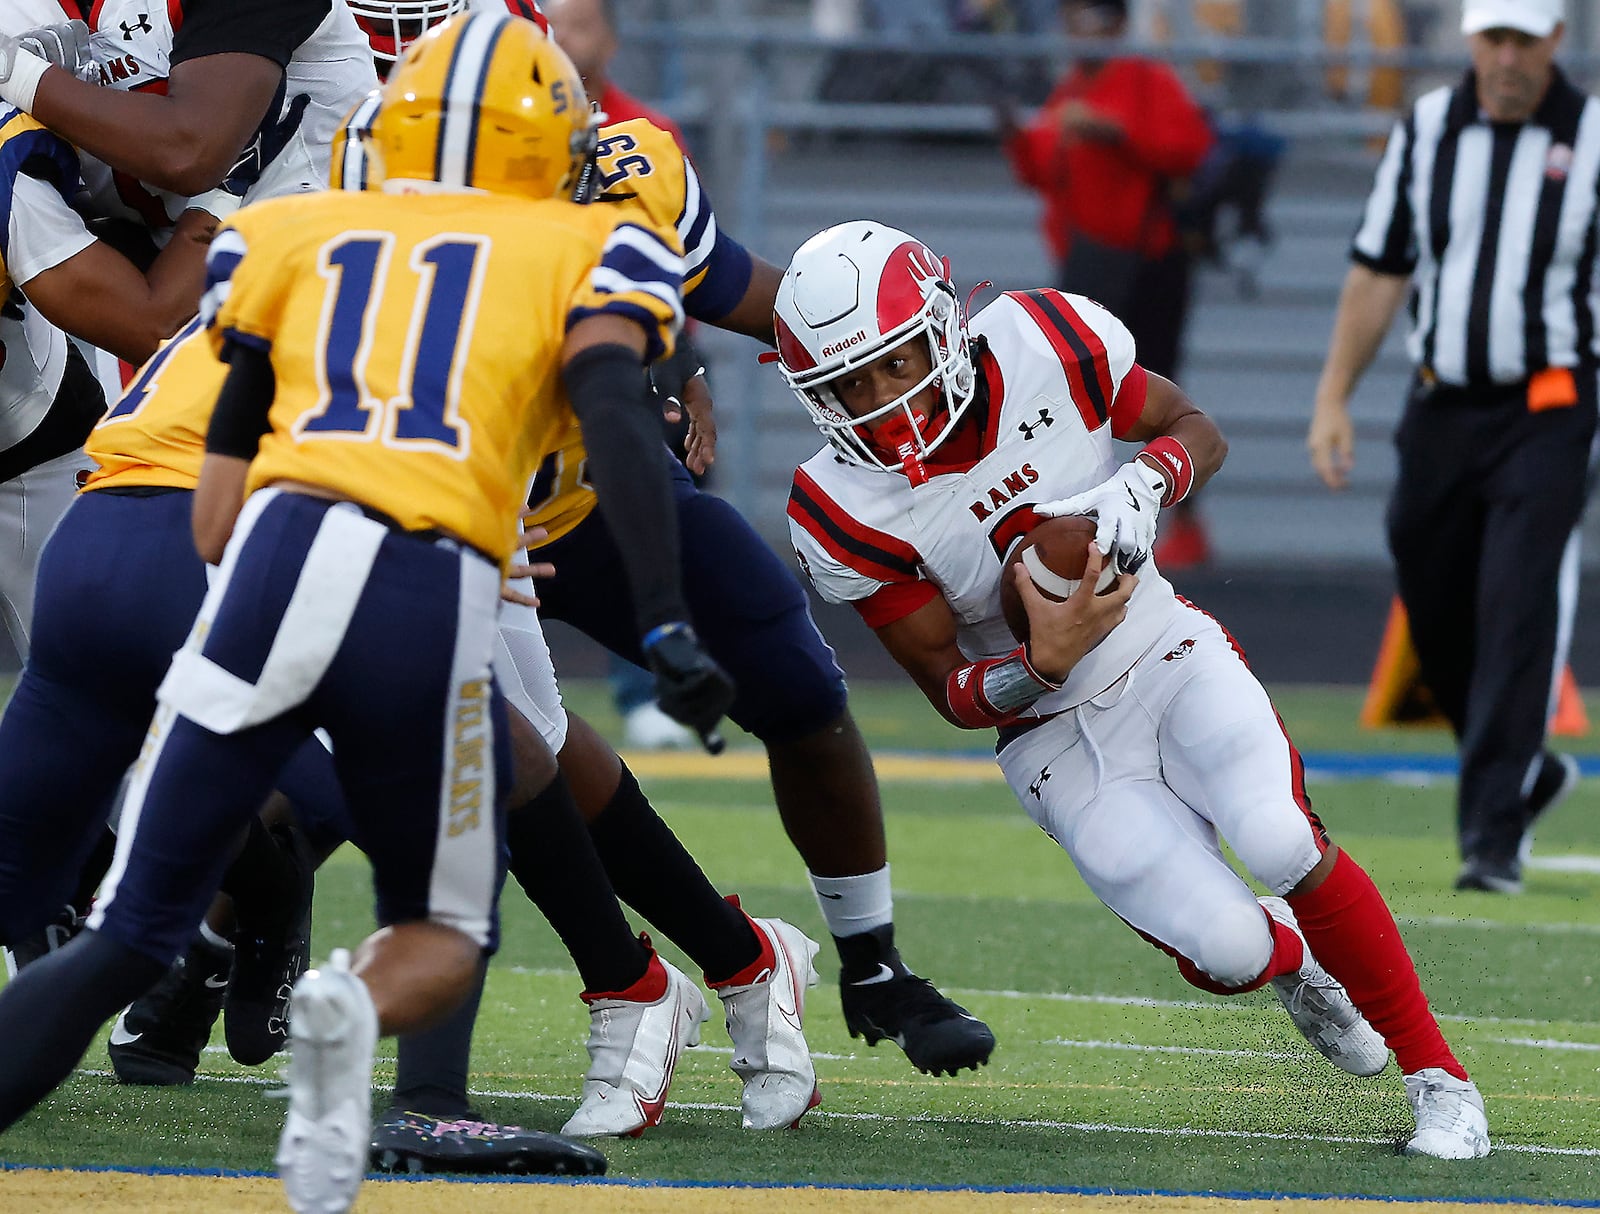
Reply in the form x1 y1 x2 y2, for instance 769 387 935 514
18 21 93 78
0 33 53 111
1035 459 1170 571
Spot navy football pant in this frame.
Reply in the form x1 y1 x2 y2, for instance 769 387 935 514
0 489 341 948
89 492 511 966
0 489 207 945
535 459 847 742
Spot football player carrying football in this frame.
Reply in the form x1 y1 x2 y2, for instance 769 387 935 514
340 0 1000 1088
773 220 1491 1162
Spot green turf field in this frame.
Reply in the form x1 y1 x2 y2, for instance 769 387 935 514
2 680 1597 1199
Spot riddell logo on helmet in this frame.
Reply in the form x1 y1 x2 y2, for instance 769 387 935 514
822 331 869 358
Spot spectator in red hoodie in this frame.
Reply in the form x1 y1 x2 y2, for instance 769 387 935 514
999 0 1215 566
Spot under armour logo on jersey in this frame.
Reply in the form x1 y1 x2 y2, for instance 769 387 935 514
1162 639 1196 662
1028 768 1052 799
1017 408 1054 441
121 13 152 38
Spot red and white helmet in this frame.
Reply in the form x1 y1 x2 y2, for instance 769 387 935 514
774 221 976 479
348 0 548 74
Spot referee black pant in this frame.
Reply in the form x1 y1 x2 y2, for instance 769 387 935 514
1386 369 1596 867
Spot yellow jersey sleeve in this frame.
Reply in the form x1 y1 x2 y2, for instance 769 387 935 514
565 218 684 364
202 201 304 360
590 117 745 314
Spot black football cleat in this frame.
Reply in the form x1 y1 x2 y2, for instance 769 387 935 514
370 1110 608 1176
840 971 995 1077
225 823 315 1066
109 933 232 1086
3 901 87 977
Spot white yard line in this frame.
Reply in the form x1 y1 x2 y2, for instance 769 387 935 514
1494 1037 1600 1052
72 1068 1599 1158
1044 1038 1304 1061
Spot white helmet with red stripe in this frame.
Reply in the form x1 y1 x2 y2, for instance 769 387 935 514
348 0 548 75
774 221 977 479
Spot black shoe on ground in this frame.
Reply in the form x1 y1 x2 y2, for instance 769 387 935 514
225 823 315 1067
3 901 87 977
369 1110 607 1176
109 934 232 1085
1521 751 1581 857
1454 854 1522 895
840 971 996 1076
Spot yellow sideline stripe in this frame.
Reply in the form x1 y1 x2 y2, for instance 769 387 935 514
0 1173 1559 1214
621 748 1001 783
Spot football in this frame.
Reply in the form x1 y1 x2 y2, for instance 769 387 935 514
999 514 1118 643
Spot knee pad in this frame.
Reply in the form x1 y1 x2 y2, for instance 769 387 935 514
1178 901 1274 992
1230 810 1323 896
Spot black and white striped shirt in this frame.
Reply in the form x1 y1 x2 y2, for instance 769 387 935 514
1352 67 1600 387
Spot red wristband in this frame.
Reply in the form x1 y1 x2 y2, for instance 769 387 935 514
945 646 1057 729
1136 436 1195 507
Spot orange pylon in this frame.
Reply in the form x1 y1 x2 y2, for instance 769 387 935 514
1360 598 1589 736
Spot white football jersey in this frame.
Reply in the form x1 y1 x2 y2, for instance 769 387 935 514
78 0 377 226
789 288 1185 713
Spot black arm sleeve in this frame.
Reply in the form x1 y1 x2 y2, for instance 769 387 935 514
204 342 276 460
562 343 690 636
170 0 332 69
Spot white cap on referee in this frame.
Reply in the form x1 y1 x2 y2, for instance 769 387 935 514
1461 0 1563 37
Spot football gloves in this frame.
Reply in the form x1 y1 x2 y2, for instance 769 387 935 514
17 21 93 78
642 622 734 755
1035 459 1169 574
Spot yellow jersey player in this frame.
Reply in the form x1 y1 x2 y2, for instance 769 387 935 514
0 17 734 1214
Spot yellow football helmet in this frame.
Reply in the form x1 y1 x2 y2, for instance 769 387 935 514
329 89 383 192
372 12 595 201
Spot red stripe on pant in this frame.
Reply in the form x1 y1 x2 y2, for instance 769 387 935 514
1131 908 1304 995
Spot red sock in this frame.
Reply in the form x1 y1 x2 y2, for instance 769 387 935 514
1288 850 1467 1080
1172 907 1302 995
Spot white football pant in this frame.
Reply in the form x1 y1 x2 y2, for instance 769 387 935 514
997 606 1325 989
495 586 569 754
0 448 93 660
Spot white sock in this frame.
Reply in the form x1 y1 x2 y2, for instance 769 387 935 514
198 921 234 953
809 864 893 938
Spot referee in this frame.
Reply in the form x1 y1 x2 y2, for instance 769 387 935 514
1308 0 1594 894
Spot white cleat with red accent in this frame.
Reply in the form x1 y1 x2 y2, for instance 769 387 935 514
561 951 708 1138
712 916 822 1130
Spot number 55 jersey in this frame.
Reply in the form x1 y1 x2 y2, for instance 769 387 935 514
204 187 684 562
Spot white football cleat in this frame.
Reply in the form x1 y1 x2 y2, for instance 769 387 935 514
275 949 378 1214
712 916 822 1130
1403 1068 1491 1159
622 702 696 751
561 950 708 1138
1260 896 1389 1077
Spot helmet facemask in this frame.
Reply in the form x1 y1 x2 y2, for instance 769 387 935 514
349 0 470 77
783 279 977 485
